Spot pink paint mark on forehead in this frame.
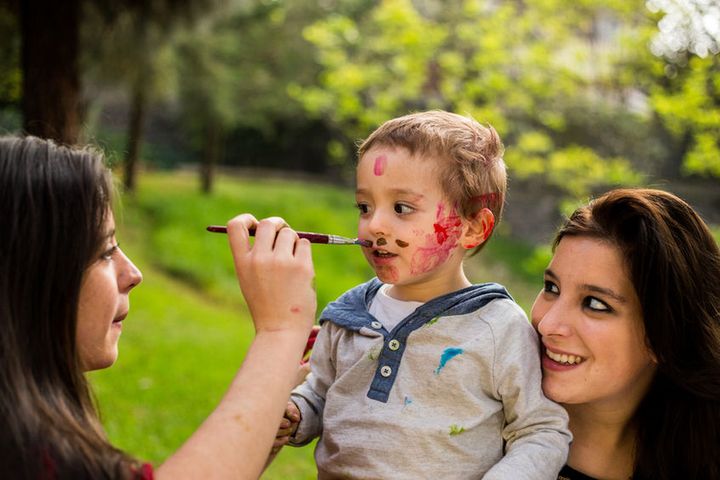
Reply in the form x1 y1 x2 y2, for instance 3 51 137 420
373 155 388 176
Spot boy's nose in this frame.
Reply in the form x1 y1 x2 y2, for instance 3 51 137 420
367 211 390 238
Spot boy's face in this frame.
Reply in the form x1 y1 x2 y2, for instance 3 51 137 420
356 146 473 302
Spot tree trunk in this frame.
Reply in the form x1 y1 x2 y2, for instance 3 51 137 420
200 117 221 195
20 0 81 145
124 78 147 192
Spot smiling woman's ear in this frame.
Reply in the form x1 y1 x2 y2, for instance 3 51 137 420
462 208 495 249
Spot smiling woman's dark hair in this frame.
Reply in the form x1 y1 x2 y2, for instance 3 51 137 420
0 136 139 478
556 188 720 479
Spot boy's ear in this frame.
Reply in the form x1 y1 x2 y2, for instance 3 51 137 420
462 208 495 249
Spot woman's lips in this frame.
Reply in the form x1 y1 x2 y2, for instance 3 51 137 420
541 346 586 371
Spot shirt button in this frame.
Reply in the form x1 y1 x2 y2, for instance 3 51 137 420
388 339 400 351
371 321 383 329
380 365 392 377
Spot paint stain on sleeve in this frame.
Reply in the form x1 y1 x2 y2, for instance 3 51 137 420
434 347 464 374
424 316 440 327
449 424 466 436
367 344 383 361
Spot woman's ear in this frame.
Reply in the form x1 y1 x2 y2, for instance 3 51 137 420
461 208 495 249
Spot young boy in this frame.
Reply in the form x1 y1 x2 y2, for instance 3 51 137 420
276 111 571 479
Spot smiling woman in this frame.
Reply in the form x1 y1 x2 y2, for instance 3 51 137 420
531 188 720 480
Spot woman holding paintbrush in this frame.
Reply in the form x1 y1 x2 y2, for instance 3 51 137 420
0 135 316 479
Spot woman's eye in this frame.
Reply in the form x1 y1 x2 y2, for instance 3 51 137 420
101 244 119 261
543 280 559 295
356 203 370 214
394 203 413 214
585 296 611 312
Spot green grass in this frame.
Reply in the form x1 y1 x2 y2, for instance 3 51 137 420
87 171 562 477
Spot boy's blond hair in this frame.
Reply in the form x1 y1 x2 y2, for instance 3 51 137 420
358 110 506 250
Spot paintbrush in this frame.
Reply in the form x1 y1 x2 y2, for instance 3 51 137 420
206 225 372 247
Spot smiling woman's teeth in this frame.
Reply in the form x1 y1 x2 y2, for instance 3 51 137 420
546 349 584 365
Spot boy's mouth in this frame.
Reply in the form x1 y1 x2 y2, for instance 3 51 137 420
373 248 397 258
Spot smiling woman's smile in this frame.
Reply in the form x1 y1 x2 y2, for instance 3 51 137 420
531 236 656 408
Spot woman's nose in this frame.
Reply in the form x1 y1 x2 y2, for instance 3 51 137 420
119 249 143 291
533 300 572 338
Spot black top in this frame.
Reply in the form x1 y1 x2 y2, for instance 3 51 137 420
558 465 597 480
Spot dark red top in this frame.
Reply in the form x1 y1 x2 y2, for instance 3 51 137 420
131 463 154 480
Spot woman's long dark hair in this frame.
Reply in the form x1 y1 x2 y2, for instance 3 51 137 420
556 188 720 479
0 136 137 478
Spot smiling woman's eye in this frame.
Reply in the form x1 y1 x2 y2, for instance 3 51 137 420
585 296 611 312
543 280 559 295
394 203 414 214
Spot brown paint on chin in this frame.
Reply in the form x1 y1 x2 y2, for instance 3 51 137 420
376 237 387 246
395 239 409 248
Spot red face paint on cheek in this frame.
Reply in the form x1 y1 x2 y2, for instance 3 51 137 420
410 204 463 275
373 155 387 176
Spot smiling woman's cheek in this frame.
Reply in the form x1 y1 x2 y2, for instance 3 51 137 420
410 204 463 274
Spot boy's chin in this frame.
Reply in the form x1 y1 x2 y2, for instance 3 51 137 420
373 266 401 284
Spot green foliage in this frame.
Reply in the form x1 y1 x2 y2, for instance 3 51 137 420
0 4 20 105
713 226 720 246
651 56 720 177
291 0 652 202
294 0 447 140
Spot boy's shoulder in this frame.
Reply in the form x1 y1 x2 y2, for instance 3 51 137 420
318 278 382 329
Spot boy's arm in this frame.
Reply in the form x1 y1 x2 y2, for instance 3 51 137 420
288 321 336 446
482 303 572 480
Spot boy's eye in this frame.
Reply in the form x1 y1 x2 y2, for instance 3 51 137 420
543 280 559 295
394 203 413 214
584 296 611 312
356 203 370 214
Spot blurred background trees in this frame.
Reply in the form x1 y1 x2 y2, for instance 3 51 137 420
0 0 718 238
